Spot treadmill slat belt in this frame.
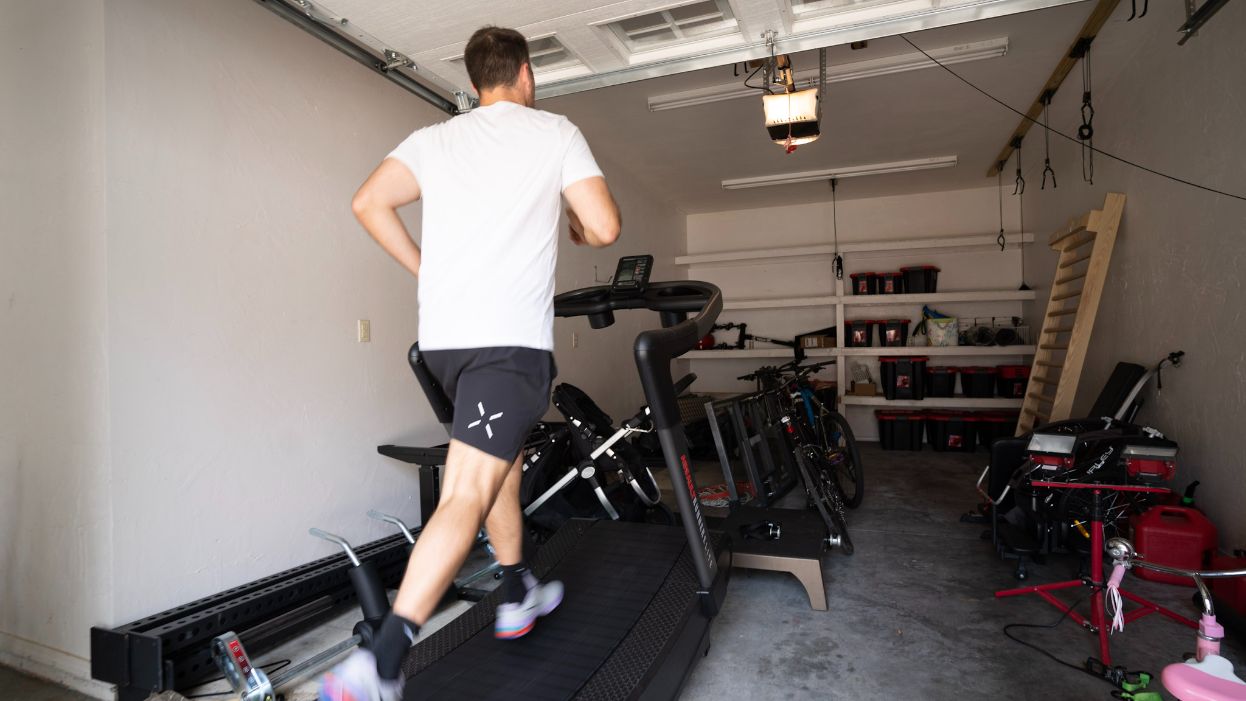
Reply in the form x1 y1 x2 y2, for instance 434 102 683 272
403 520 688 701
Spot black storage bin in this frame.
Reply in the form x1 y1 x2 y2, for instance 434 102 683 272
844 319 876 347
850 272 878 295
876 410 925 451
926 412 978 452
926 366 959 398
880 319 911 347
901 265 940 294
877 272 905 294
977 411 1020 448
880 356 927 400
960 366 998 398
996 365 1031 398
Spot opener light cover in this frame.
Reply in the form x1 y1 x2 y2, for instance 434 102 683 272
762 88 820 146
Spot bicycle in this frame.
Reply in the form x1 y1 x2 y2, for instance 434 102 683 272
1106 537 1246 699
744 360 864 508
739 362 861 554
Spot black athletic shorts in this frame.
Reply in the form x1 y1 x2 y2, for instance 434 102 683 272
421 346 555 462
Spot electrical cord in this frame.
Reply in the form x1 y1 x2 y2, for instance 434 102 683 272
1002 593 1100 678
740 63 771 94
899 35 1246 202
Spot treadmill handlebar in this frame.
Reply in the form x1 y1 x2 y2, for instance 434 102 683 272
555 279 722 590
554 280 722 342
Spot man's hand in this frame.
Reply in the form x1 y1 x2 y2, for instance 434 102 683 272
567 207 586 245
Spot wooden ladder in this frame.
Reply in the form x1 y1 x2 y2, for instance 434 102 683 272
1017 192 1125 435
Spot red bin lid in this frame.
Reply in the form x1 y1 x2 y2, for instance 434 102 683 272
960 366 999 374
927 366 960 374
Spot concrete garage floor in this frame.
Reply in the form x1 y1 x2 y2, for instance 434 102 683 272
7 444 1241 700
683 443 1243 701
0 665 94 701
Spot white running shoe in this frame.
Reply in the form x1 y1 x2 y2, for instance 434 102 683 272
495 574 563 639
317 648 403 701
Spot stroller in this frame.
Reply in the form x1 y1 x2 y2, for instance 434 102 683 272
973 352 1185 579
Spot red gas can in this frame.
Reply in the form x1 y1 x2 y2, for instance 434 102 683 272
1131 506 1218 587
1210 554 1246 616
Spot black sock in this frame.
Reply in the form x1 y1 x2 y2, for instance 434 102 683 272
501 561 531 605
373 612 419 681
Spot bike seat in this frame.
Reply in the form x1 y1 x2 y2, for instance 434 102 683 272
1162 656 1246 700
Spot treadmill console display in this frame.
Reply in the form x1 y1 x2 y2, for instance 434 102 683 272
611 255 653 296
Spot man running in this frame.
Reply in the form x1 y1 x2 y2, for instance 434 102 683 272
319 26 621 701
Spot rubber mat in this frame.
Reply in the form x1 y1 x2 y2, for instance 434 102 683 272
404 520 688 701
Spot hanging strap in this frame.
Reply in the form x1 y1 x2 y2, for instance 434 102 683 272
830 178 843 279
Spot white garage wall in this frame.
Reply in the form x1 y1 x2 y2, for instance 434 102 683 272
684 186 1027 439
0 0 113 694
551 164 687 424
102 0 453 630
103 0 683 630
1020 1 1246 550
0 0 682 694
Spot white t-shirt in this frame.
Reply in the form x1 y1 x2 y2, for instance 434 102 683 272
386 101 603 351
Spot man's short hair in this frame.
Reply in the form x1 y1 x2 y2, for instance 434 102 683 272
464 27 529 91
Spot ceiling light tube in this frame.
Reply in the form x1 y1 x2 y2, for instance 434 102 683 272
648 37 1007 112
721 156 958 190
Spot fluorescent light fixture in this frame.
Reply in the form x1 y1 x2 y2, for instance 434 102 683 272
763 88 821 147
648 37 1008 112
721 156 958 190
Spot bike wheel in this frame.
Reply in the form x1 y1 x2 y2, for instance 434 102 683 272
815 407 865 509
796 447 854 555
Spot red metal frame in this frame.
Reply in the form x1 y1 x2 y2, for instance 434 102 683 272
995 484 1194 665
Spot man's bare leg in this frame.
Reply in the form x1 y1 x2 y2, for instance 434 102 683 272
391 439 513 625
484 454 525 567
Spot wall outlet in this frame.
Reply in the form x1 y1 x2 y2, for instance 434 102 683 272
357 319 371 343
571 332 579 348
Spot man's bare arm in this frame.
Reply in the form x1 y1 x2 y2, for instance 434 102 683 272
563 176 621 248
351 158 424 277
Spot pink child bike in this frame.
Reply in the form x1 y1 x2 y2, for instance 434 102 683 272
1107 537 1246 700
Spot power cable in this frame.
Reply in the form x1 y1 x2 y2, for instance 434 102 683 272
899 34 1246 202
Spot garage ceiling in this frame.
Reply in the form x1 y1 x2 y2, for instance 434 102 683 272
313 0 1088 98
542 1 1144 212
278 0 1146 213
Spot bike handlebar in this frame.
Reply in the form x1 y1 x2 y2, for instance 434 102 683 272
737 359 836 382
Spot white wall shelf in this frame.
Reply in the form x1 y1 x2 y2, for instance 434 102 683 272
684 346 1032 359
841 290 1036 305
682 229 1034 440
684 349 796 359
723 295 837 310
837 345 1036 357
842 395 1023 409
676 233 1035 266
722 289 1036 311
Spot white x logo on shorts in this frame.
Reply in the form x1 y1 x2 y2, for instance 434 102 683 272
467 402 504 439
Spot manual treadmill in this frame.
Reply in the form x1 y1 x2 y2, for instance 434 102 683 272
400 256 732 700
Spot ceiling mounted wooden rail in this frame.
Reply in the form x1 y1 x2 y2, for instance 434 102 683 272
986 0 1121 176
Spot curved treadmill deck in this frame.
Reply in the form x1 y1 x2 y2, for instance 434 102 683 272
402 519 729 700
